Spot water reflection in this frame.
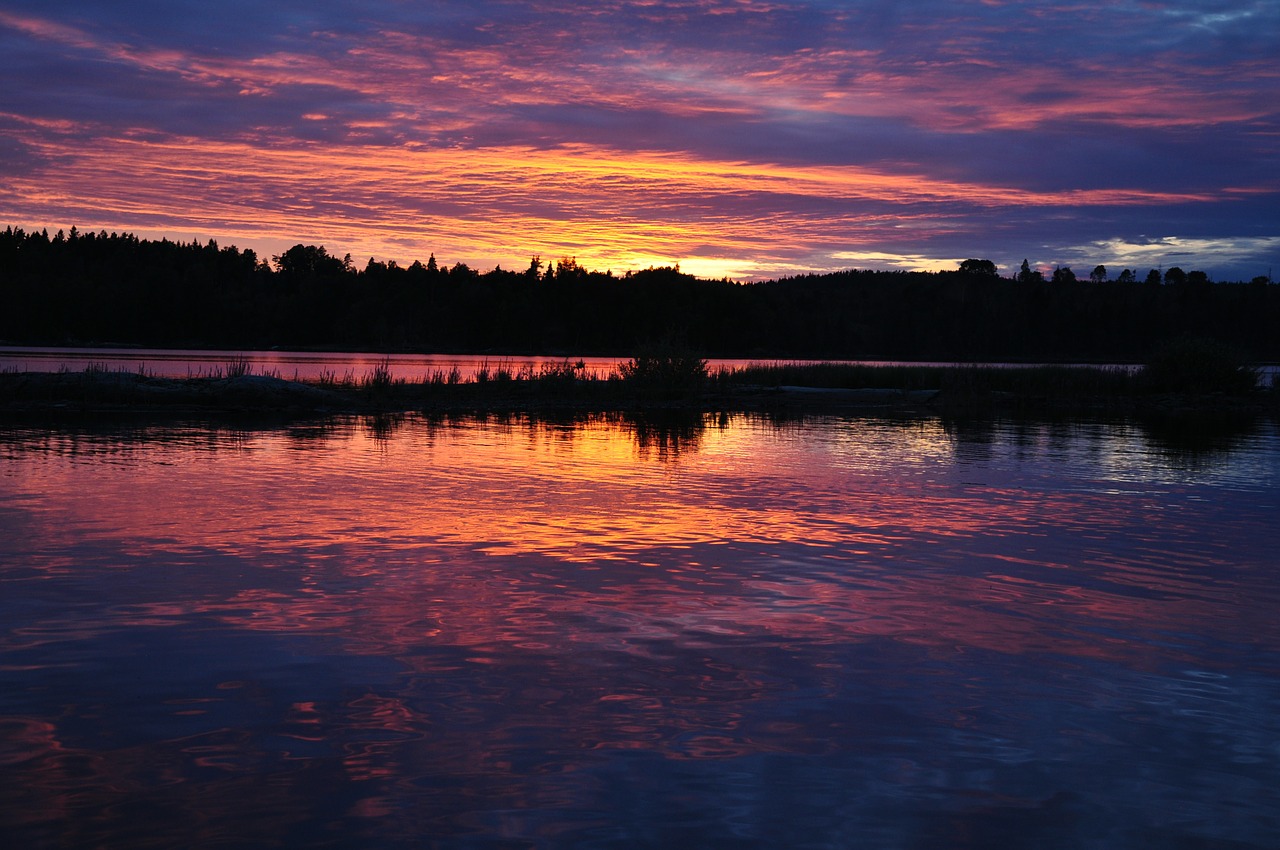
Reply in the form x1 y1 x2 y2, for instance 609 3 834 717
1134 410 1272 464
2 412 1279 848
6 407 1274 472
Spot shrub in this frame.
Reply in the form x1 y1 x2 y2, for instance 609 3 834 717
618 343 707 397
537 359 587 390
1140 338 1258 395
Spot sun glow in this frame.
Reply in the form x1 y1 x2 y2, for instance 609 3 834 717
1 126 1219 278
2 2 1276 281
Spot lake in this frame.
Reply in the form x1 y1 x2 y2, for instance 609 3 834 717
2 409 1278 848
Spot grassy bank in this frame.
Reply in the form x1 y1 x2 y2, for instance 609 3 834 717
1 341 1274 418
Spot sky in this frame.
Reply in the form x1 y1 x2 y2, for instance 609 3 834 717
1 1 1277 281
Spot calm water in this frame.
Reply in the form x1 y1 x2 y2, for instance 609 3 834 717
2 411 1278 848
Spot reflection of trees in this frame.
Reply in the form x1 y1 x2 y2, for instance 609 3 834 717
361 413 407 444
0 418 263 456
1135 411 1263 466
938 411 1269 473
941 415 997 461
8 408 1269 475
443 411 713 460
334 410 712 460
285 419 346 444
615 411 707 460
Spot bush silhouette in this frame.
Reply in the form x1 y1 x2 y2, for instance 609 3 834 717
618 343 707 398
1140 338 1258 395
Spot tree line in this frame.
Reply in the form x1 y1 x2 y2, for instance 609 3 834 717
2 226 1277 362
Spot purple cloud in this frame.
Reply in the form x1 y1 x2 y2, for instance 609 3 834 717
0 0 1275 280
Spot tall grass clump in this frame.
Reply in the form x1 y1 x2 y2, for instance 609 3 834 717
225 356 253 379
618 343 708 398
362 358 399 396
80 361 111 376
425 366 462 388
1140 338 1259 395
537 359 588 391
492 360 515 384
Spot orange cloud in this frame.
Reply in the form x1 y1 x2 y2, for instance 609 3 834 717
0 126 1220 279
3 4 1275 278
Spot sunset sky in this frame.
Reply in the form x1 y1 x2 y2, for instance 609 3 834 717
1 0 1276 280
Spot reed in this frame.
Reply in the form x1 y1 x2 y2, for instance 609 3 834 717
362 358 397 393
224 356 253 379
425 367 463 387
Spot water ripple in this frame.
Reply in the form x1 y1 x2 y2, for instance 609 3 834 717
2 413 1279 848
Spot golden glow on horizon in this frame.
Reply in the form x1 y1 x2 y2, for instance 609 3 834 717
1 129 1221 278
3 5 1274 278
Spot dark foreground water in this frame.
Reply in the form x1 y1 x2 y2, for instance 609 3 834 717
1 412 1278 849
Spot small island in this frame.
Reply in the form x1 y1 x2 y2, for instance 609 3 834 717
2 340 1273 420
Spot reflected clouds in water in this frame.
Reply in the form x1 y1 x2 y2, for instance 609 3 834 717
2 412 1279 847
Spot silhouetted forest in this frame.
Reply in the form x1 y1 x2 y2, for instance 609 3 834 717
2 226 1277 361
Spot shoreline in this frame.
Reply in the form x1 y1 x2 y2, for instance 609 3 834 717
1 369 1275 421
0 370 937 416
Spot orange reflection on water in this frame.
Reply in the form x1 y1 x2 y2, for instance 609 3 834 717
11 415 1263 675
4 413 1279 846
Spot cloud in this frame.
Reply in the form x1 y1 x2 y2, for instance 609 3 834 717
1056 236 1280 277
0 0 1276 281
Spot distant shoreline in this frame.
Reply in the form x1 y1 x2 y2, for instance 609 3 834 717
5 228 1280 366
